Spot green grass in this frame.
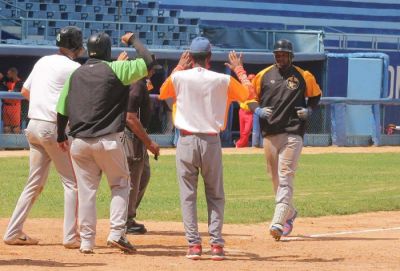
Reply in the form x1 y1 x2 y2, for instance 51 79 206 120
1 153 400 223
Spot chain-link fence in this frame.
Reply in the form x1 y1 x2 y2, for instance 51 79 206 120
2 94 400 149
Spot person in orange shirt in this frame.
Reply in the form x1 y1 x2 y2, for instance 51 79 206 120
235 73 256 148
3 67 22 133
159 37 254 261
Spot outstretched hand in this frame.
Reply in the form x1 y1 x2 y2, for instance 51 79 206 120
117 51 129 61
224 50 243 71
177 51 193 69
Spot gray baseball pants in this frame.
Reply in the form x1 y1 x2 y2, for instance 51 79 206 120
69 132 130 250
176 133 225 246
3 119 79 245
127 145 150 220
263 133 303 219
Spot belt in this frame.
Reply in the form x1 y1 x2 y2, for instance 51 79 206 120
180 129 218 136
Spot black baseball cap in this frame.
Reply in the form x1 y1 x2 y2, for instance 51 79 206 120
56 26 84 52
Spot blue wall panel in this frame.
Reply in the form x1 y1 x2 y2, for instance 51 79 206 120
346 58 383 135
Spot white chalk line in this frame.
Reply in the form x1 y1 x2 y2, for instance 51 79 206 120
283 226 400 241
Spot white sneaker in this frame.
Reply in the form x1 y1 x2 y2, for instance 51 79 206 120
64 239 81 249
4 233 39 245
79 247 94 254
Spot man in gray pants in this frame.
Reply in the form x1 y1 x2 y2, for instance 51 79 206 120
159 38 253 260
57 32 158 254
3 26 84 248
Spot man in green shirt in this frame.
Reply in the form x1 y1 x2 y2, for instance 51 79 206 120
56 32 158 254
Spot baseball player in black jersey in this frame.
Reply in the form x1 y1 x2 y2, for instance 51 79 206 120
251 39 322 241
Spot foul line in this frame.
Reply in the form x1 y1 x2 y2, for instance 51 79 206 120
284 226 400 241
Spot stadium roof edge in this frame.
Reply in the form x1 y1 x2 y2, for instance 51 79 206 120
0 45 326 64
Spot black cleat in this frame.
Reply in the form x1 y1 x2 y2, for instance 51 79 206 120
126 220 147 235
107 236 136 253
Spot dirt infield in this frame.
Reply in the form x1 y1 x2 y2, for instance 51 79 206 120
0 212 399 271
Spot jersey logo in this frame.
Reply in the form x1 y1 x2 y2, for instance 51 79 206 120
286 76 299 90
270 80 276 84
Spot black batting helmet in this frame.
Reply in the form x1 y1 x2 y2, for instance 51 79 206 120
273 39 294 54
87 32 112 61
56 26 83 52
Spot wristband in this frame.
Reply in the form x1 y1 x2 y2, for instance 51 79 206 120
127 33 136 46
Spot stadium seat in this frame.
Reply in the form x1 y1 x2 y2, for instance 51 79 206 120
189 33 198 40
39 4 47 11
81 13 88 20
125 7 133 15
147 1 158 9
47 21 56 28
61 12 68 20
146 16 154 23
172 33 180 40
94 5 102 13
108 7 116 14
59 4 66 11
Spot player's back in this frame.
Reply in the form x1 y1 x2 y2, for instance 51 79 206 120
25 54 80 122
171 67 231 133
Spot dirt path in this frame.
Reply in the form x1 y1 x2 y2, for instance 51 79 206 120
0 212 399 271
2 146 400 158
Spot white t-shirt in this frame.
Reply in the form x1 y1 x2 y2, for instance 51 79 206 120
160 67 248 133
23 54 80 122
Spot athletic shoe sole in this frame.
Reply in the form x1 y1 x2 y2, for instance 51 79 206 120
211 255 225 261
270 226 283 241
186 254 201 260
126 228 147 235
79 248 94 254
107 240 136 253
64 240 81 249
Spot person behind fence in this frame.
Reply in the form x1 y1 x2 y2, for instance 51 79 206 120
235 73 256 148
2 67 23 134
250 39 321 241
0 72 8 91
120 75 160 235
159 37 254 261
56 31 159 254
3 26 84 248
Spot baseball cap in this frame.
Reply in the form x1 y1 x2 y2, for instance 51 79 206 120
189 37 211 53
56 26 83 51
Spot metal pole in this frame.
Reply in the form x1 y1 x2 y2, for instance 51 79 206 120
117 0 121 47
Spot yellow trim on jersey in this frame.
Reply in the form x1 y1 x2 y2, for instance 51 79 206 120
293 66 322 97
252 65 322 99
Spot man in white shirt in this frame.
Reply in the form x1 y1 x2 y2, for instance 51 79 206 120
160 37 254 261
3 26 84 248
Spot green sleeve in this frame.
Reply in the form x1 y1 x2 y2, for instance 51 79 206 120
56 74 72 116
106 58 148 86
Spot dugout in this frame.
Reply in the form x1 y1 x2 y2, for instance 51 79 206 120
0 35 326 149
